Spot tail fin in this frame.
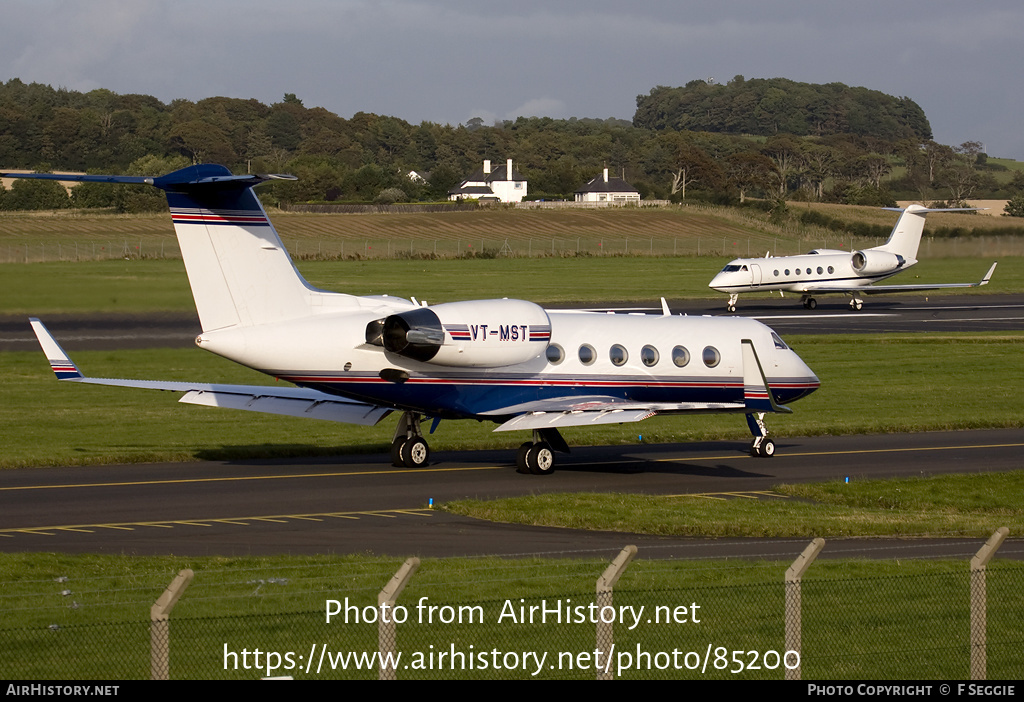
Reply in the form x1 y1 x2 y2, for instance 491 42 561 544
4 165 340 332
157 165 320 331
876 204 981 259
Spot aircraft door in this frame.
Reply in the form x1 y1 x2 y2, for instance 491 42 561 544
750 264 762 287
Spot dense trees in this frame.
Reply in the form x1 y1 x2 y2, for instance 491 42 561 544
0 77 1008 209
634 77 932 142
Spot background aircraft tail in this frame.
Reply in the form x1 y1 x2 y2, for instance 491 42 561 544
875 204 979 260
3 165 343 332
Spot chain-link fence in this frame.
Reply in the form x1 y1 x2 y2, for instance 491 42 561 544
2 539 1020 680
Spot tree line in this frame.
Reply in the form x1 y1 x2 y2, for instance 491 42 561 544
1 77 1020 214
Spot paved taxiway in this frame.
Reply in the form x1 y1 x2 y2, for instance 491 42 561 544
1 428 1021 559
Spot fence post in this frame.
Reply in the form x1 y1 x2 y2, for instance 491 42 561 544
379 557 420 680
595 545 637 680
150 568 194 680
971 527 1009 680
784 538 824 680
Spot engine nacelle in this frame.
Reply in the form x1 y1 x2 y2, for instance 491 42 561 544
851 250 905 276
370 299 551 367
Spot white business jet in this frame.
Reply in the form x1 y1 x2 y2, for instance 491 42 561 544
710 205 997 311
10 165 819 474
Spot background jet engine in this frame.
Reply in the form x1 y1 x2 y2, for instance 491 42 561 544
851 250 905 275
369 299 551 367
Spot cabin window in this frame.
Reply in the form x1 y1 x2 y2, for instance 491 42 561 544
546 344 564 365
817 267 823 275
828 266 834 274
609 344 628 366
784 269 791 276
672 345 690 367
702 346 721 368
578 344 596 365
773 270 780 277
641 345 659 367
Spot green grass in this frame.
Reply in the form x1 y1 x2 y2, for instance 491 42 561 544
1 551 1020 679
1 255 1019 315
441 472 1024 538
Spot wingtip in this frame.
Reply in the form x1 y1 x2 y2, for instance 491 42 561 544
29 318 83 380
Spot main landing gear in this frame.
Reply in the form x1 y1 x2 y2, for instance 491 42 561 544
746 412 776 458
800 295 817 310
515 428 570 475
848 296 864 311
391 412 430 468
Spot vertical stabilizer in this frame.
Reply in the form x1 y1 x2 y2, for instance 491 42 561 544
1 165 343 332
158 166 319 331
875 204 929 259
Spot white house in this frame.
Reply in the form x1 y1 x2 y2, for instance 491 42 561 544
448 159 527 203
574 168 640 204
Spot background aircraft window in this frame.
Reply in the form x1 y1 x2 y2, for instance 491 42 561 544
672 345 690 367
774 270 780 277
702 346 721 368
578 344 596 365
785 269 791 276
641 345 659 367
609 344 628 366
828 266 835 274
546 343 564 365
817 267 823 275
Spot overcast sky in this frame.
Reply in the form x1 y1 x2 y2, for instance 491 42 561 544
3 0 1022 159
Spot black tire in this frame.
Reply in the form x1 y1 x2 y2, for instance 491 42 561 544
390 437 407 467
527 441 555 475
759 439 776 457
806 298 817 310
515 442 532 474
400 437 430 468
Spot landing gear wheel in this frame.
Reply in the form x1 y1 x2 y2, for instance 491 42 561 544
849 298 863 311
400 437 430 468
727 304 737 313
750 438 775 457
390 437 407 467
803 298 817 310
515 442 533 474
526 441 555 475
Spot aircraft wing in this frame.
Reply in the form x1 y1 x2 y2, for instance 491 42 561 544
29 319 392 426
804 262 997 295
487 339 788 431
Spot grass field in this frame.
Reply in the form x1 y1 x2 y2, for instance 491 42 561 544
1 255 1019 315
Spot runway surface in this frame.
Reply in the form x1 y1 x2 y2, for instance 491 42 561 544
1 428 1021 559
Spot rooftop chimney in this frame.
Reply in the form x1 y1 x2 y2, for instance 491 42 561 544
507 158 513 179
483 159 491 174
603 167 609 183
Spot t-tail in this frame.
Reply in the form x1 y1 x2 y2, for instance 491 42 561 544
876 204 981 260
2 165 349 332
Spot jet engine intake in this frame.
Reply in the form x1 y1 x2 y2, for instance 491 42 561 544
375 299 551 367
851 250 905 276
